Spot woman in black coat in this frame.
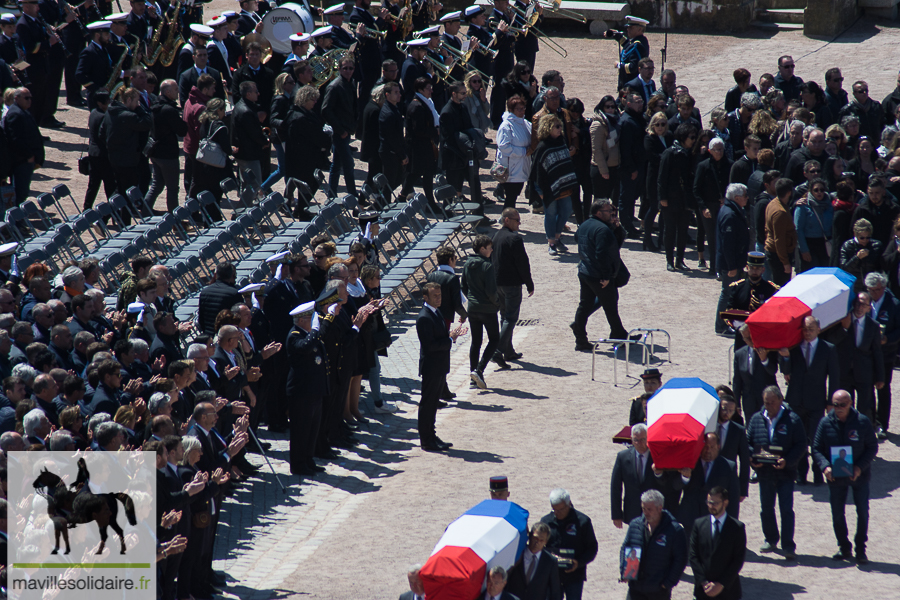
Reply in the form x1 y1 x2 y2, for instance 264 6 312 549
644 111 673 251
284 85 332 202
360 86 385 186
262 72 296 197
193 97 232 222
692 137 733 275
402 77 440 209
501 61 538 121
146 82 189 212
658 122 699 272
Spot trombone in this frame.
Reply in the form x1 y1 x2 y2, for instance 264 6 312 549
425 54 455 81
488 17 528 37
537 0 586 23
490 14 568 58
458 33 498 60
440 42 490 81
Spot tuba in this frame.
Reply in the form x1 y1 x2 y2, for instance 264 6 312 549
158 0 185 67
307 53 335 87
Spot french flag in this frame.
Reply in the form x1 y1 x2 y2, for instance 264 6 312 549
420 500 529 600
647 378 721 470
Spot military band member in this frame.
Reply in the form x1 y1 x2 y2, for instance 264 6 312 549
17 0 57 126
0 13 20 65
126 0 160 49
418 25 447 109
604 15 649 90
487 0 514 127
464 5 491 84
37 0 72 118
724 251 780 350
512 0 539 70
323 3 354 49
409 0 439 32
401 37 430 105
236 0 262 36
175 23 213 81
76 20 114 110
222 11 244 70
440 11 467 84
206 15 232 88
348 0 385 115
309 25 334 57
0 244 19 287
282 32 310 74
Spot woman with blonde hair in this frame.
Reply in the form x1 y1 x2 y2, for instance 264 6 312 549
262 72 297 198
534 113 578 255
749 109 778 149
360 84 386 185
193 97 232 222
463 70 491 134
590 95 620 212
642 111 672 251
284 85 331 213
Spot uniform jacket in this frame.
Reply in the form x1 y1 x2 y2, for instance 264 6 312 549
619 509 686 595
688 514 746 600
75 42 112 95
285 321 330 400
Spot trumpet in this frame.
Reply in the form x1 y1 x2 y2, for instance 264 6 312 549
363 26 387 39
488 17 527 37
440 42 489 81
459 34 498 59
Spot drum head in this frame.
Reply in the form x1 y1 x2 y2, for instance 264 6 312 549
262 2 315 54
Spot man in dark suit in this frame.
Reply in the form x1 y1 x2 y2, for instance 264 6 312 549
507 522 561 600
230 41 274 110
3 87 44 206
611 423 663 527
688 486 746 600
866 272 900 438
416 282 465 451
832 292 885 424
478 566 519 600
678 433 741 528
716 395 751 502
198 262 244 335
177 45 224 106
732 324 778 419
85 359 139 417
779 315 841 485
623 57 656 105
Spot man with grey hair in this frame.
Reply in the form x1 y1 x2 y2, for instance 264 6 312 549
144 78 186 214
866 271 899 438
620 488 686 598
31 304 53 345
0 432 24 454
48 430 76 452
9 322 34 366
786 127 826 185
4 87 44 206
612 422 664 528
58 266 87 310
399 564 426 600
96 421 126 451
714 183 751 335
47 299 68 325
540 488 598 599
23 409 51 447
481 566 515 600
12 364 38 388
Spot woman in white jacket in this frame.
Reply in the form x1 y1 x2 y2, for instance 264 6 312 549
496 96 533 209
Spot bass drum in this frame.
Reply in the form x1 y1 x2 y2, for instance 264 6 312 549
262 2 316 55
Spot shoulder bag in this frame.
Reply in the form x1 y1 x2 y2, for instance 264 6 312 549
195 123 227 168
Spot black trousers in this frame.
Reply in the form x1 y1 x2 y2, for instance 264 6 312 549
365 155 382 186
289 395 322 473
663 206 691 265
572 273 627 341
177 523 205 598
468 311 500 373
183 154 195 194
44 45 65 120
24 60 49 124
380 152 406 192
418 369 444 445
766 251 792 286
701 203 720 273
794 407 824 483
502 181 525 209
446 165 482 203
64 49 83 104
877 353 895 430
402 170 436 208
114 165 143 225
84 156 117 210
159 549 182 600
590 164 619 208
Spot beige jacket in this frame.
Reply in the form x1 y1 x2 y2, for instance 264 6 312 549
589 110 621 175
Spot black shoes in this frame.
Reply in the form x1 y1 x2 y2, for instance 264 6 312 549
504 351 523 361
492 354 512 369
667 263 677 272
832 549 852 561
574 340 593 351
306 459 326 473
421 438 452 452
856 551 869 564
40 116 65 129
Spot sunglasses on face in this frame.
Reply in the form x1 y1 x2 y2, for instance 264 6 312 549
833 401 850 408
782 63 795 69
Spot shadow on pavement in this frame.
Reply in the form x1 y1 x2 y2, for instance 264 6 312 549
451 398 514 411
740 575 806 599
444 448 505 463
484 387 550 400
513 360 578 377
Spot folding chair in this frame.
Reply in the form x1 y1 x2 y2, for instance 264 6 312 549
50 184 80 222
314 169 337 202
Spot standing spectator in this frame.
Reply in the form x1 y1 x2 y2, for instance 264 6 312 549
541 488 598 600
658 123 697 272
378 80 407 192
688 487 747 600
322 56 358 197
714 184 750 334
747 385 806 560
794 178 834 272
197 263 243 336
496 96 533 209
534 113 577 255
426 246 467 330
401 78 439 208
694 137 733 274
619 489 687 600
570 199 632 351
440 80 482 204
501 61 538 120
566 98 593 224
232 81 269 197
724 67 758 113
192 98 233 221
284 85 331 201
462 70 491 135
230 41 275 113
589 96 621 219
83 89 117 211
617 91 647 239
866 272 900 439
824 67 848 118
840 219 882 288
2 87 42 208
145 79 187 213
359 84 385 186
851 177 900 248
415 282 465 452
261 72 295 197
461 235 503 389
779 315 840 485
182 74 216 197
773 55 803 102
764 177 797 285
729 134 761 186
610 423 659 527
492 208 533 363
102 87 152 215
812 389 877 564
839 81 885 145
833 292 884 423
507 522 562 600
643 111 672 252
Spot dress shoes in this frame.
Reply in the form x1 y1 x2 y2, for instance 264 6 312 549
574 340 593 352
675 261 690 271
437 400 450 409
210 572 227 586
306 459 326 473
41 116 65 129
334 436 357 449
492 354 511 369
293 465 319 477
267 424 288 434
504 351 523 361
856 550 869 564
832 549 852 561
315 448 340 459
421 442 448 452
667 263 677 272
434 437 453 449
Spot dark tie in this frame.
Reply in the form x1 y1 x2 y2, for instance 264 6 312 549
526 556 537 582
714 518 720 539
636 452 644 482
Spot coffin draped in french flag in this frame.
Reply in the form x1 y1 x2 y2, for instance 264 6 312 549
420 500 529 600
647 378 720 470
745 267 856 348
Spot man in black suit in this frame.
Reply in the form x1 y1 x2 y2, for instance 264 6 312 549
85 359 140 417
479 566 519 600
177 45 224 106
688 486 746 600
678 433 741 528
832 292 885 424
611 423 663 528
231 79 270 195
4 87 44 206
378 80 407 191
47 325 75 372
716 395 751 502
230 41 274 110
623 57 656 105
198 262 244 335
779 315 841 485
732 324 778 420
866 272 900 438
158 435 201 600
416 282 466 451
507 522 561 600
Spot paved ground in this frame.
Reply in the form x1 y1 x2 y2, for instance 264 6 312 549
22 13 900 600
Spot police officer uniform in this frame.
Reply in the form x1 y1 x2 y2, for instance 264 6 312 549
724 251 780 349
75 20 114 110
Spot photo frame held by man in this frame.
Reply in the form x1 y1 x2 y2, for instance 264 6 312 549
831 445 854 478
622 546 641 581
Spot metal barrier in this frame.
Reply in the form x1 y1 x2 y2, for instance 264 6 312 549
628 328 672 364
591 338 650 386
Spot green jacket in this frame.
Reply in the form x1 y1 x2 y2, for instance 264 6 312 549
116 271 137 312
461 254 499 314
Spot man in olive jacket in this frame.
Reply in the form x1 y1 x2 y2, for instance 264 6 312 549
571 198 631 351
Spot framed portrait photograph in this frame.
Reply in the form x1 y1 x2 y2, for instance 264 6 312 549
622 546 642 581
831 445 854 478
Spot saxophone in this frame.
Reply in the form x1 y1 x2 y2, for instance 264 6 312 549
142 11 167 67
107 35 140 98
158 0 184 68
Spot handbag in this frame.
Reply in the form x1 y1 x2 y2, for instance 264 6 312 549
490 160 509 183
78 156 90 176
373 327 392 351
615 260 631 288
195 123 227 168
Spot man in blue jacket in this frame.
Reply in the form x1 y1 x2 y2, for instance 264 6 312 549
715 183 751 335
619 489 687 600
812 390 878 564
747 384 807 560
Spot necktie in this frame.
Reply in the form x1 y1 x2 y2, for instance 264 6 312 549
704 461 711 482
803 342 811 366
714 518 720 539
748 350 753 375
856 319 864 347
717 423 724 447
526 555 537 582
636 452 644 482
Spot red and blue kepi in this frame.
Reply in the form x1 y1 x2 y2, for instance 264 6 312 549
647 377 720 470
420 500 529 600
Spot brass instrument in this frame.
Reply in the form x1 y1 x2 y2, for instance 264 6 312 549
440 42 489 81
424 54 453 82
157 0 185 67
538 0 586 23
459 33 497 60
143 11 166 66
488 17 527 37
241 32 273 64
308 53 334 86
397 0 412 38
107 34 140 98
363 26 386 39
488 15 567 58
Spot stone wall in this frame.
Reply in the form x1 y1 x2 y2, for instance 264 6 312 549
804 0 858 36
630 0 756 31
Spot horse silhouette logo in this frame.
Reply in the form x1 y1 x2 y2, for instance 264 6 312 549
32 457 137 555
